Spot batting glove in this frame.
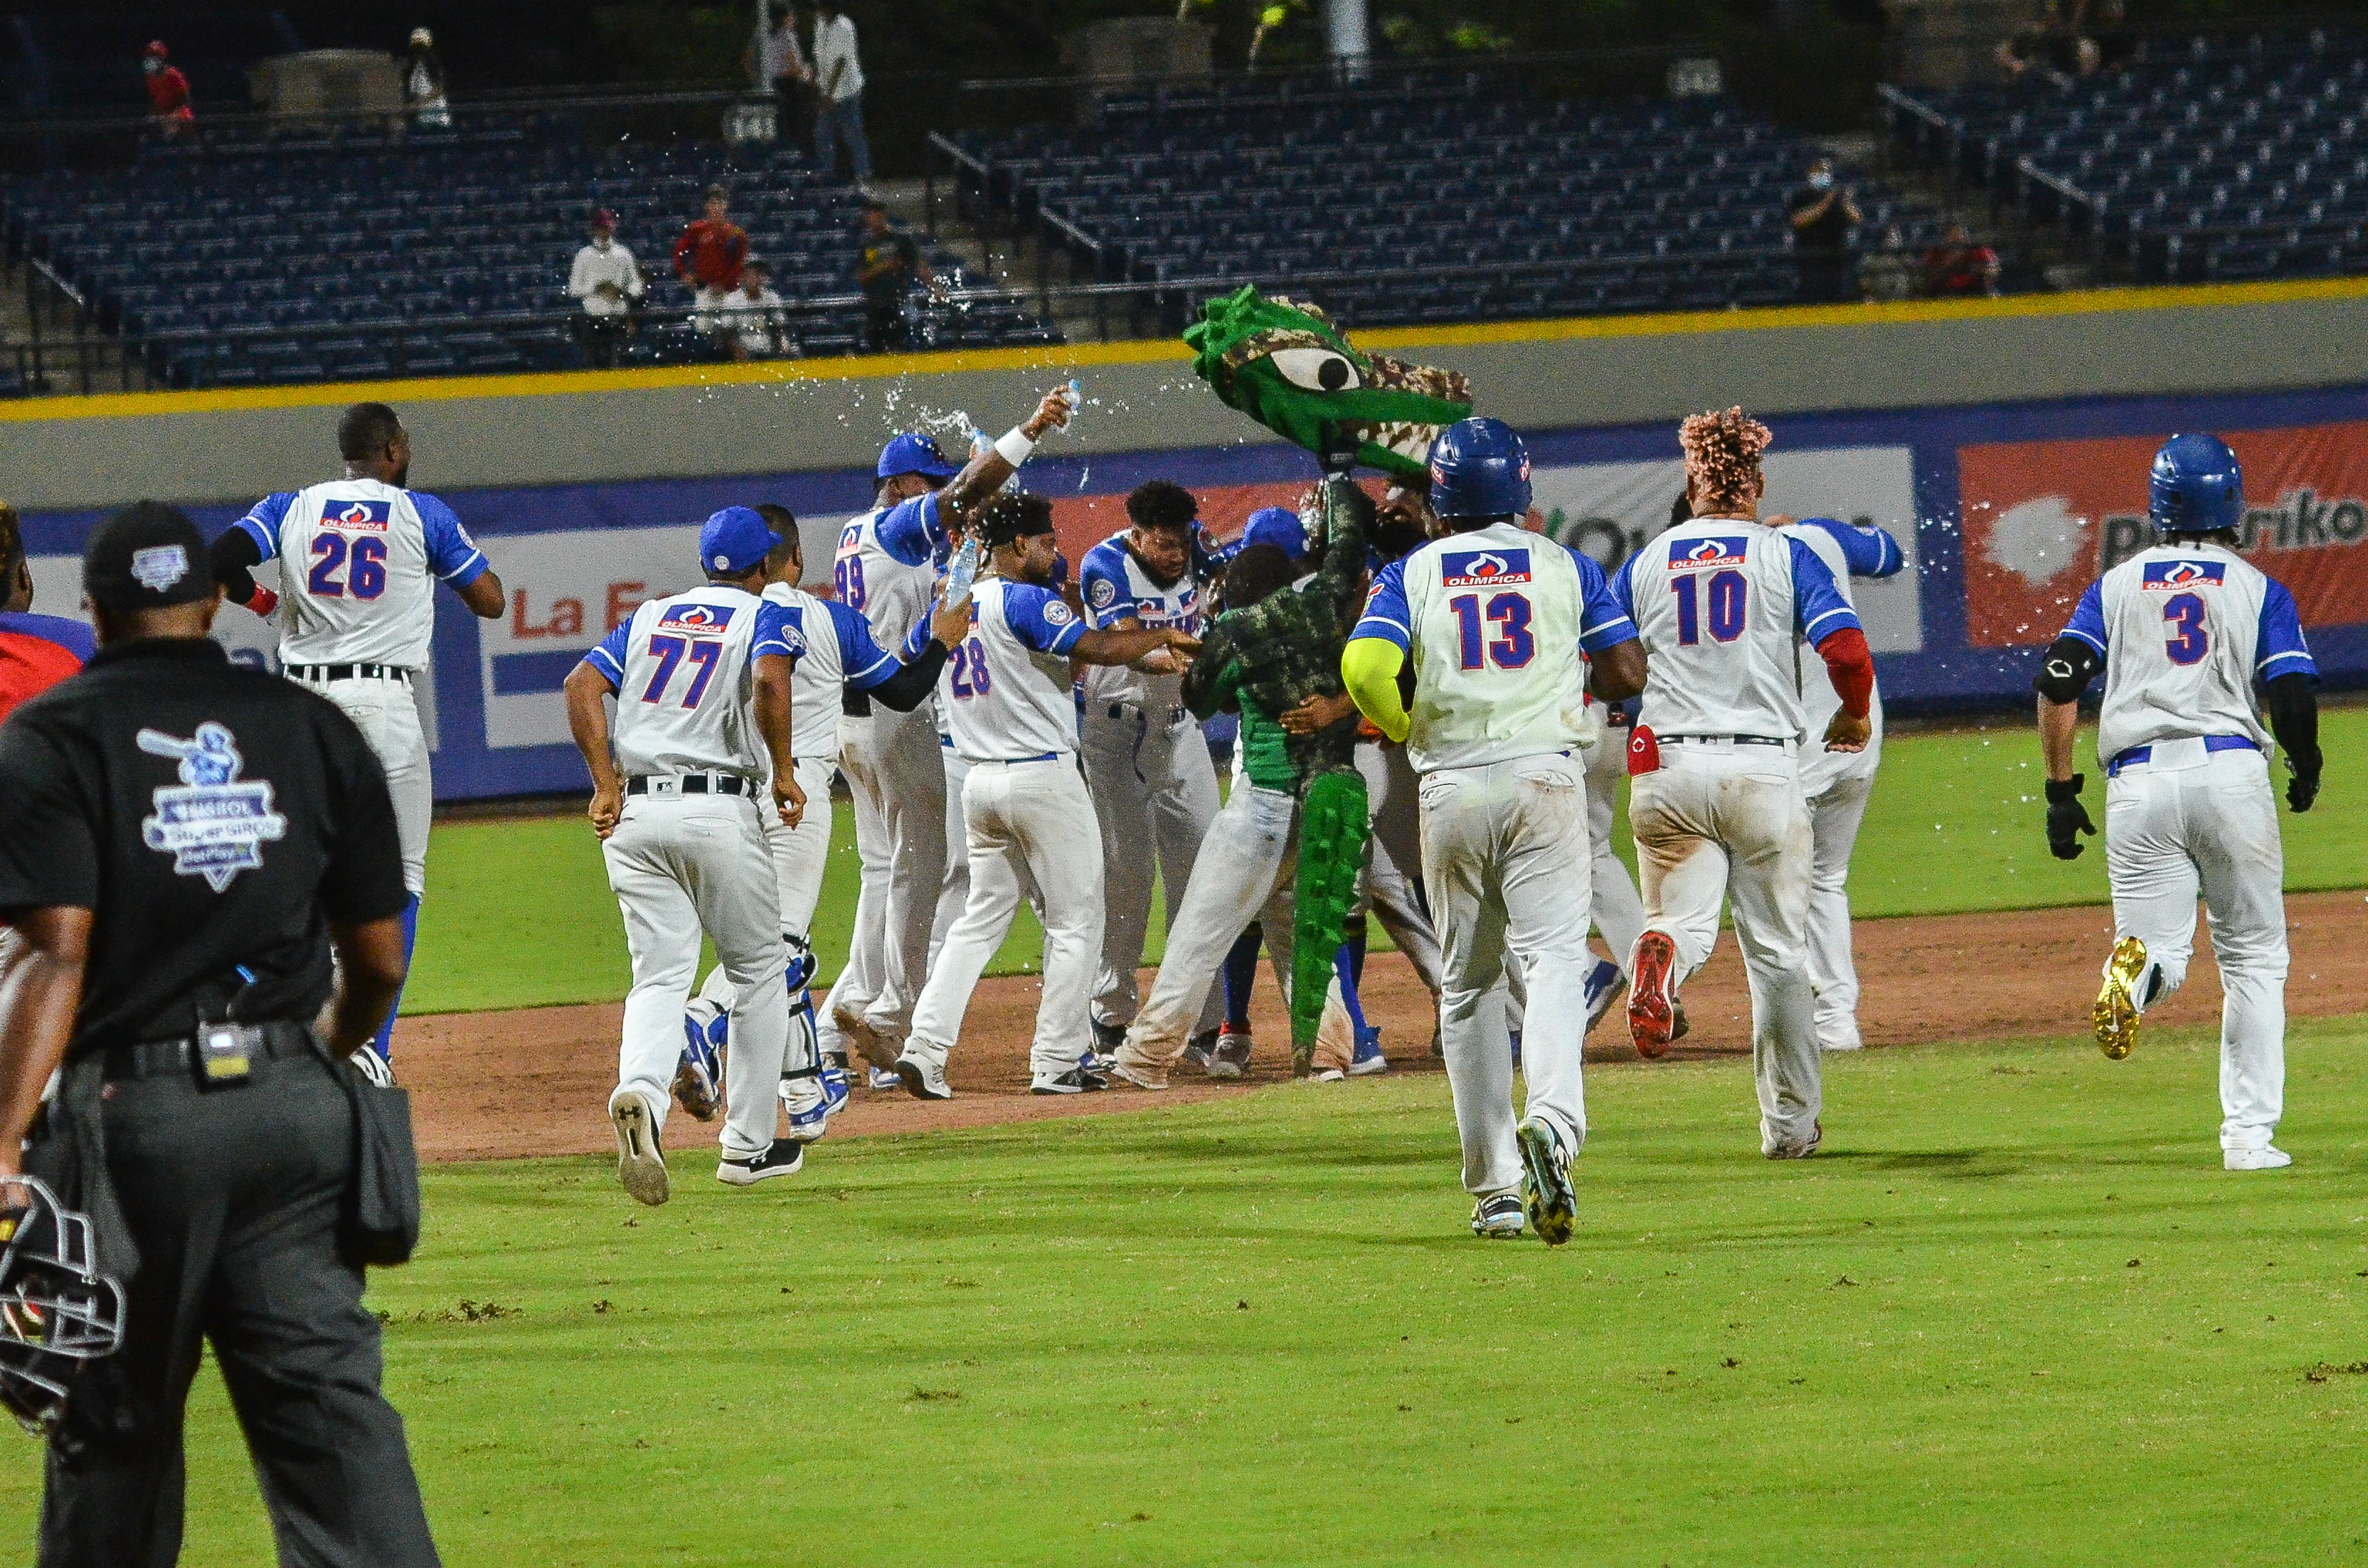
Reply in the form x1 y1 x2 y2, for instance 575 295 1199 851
2044 775 2096 860
2286 750 2323 814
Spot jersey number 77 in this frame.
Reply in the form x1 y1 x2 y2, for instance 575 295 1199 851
642 635 723 708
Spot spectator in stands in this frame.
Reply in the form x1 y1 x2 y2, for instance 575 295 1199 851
405 28 451 130
721 258 790 361
674 184 750 352
1857 224 1918 302
812 3 872 186
1921 223 2002 298
748 4 813 146
141 41 193 141
854 198 941 352
569 208 644 368
1997 1 2096 84
1787 157 1861 304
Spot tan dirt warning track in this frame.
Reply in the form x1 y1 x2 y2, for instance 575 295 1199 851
399 891 2368 1164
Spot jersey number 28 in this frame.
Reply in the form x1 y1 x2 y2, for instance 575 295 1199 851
1448 592 1534 671
308 533 388 599
947 638 993 698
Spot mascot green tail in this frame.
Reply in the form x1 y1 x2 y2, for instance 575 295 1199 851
1289 767 1371 1073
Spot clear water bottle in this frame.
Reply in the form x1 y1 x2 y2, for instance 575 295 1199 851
943 536 982 605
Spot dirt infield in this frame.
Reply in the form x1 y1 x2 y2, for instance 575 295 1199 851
398 890 2368 1163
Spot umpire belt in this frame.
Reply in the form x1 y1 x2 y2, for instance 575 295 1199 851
626 772 753 798
287 662 413 685
104 1020 315 1082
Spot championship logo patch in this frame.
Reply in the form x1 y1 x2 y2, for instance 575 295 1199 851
1043 599 1076 626
1440 549 1531 587
1667 536 1750 570
130 545 189 593
1088 577 1117 611
324 498 393 533
2140 560 2227 590
137 723 288 892
658 602 735 636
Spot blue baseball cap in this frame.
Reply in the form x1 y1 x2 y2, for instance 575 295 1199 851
699 506 782 575
878 432 960 481
1241 506 1309 561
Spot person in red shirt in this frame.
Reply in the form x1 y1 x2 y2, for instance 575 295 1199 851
1921 223 2001 298
673 184 750 355
0 503 95 727
142 41 195 140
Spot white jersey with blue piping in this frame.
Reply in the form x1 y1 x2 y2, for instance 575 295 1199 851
1614 517 1859 742
1352 520 1637 775
760 582 905 762
832 491 950 655
938 575 1088 764
1078 531 1205 711
235 478 488 668
583 585 802 779
1775 516 1905 785
2057 540 2315 767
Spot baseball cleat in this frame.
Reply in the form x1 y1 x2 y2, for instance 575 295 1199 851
1628 932 1680 1059
1180 1028 1219 1074
1108 1045 1169 1091
2094 936 2147 1060
866 1066 903 1092
1030 1063 1110 1095
717 1138 807 1186
1313 1067 1346 1082
834 1004 901 1073
349 1045 394 1087
893 1050 953 1101
674 1008 725 1122
1090 1018 1127 1059
1471 1190 1526 1239
1581 959 1625 1036
1347 1025 1389 1076
1209 1026 1253 1081
1764 1119 1823 1160
1515 1116 1578 1247
2224 1145 2292 1171
607 1088 669 1207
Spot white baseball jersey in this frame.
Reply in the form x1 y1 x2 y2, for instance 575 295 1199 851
938 576 1087 764
1351 521 1636 775
583 585 802 778
833 490 949 653
234 479 488 668
1078 531 1204 710
2058 541 2315 765
760 582 906 761
1776 517 1904 787
1614 518 1858 741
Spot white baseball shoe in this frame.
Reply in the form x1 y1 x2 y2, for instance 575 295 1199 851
1471 1190 1525 1239
2224 1146 2292 1171
718 1138 807 1186
607 1087 669 1207
1516 1116 1577 1247
893 1049 953 1101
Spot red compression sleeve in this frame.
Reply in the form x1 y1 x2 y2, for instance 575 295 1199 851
1815 626 1873 719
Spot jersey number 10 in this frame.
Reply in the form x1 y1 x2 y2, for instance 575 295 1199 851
1448 592 1535 671
1672 571 1746 646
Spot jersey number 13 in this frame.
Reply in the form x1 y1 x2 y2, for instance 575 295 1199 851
1448 592 1534 671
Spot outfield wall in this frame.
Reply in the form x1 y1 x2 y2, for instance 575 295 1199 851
9 281 2368 801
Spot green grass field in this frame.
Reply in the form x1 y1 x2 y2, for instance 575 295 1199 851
14 1022 2363 1565
405 708 2368 1015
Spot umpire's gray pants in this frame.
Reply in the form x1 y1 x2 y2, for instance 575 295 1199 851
1081 702 1221 1033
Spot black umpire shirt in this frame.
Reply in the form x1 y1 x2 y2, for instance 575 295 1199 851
0 636 408 1055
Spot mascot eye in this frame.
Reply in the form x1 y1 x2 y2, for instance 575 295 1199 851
1268 348 1359 393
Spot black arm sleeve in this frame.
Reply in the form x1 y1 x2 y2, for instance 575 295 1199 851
2263 671 2320 770
209 526 262 603
2031 635 2103 703
856 640 950 713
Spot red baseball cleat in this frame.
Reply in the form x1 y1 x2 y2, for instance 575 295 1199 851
1628 931 1680 1060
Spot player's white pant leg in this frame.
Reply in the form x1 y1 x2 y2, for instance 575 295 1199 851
1083 708 1223 1032
1421 755 1593 1195
908 764 1023 1061
1147 715 1226 1036
1704 752 1820 1152
929 744 969 966
1628 757 1731 985
605 796 789 1156
1125 782 1297 1062
1356 740 1443 994
770 756 839 939
1802 770 1875 1051
819 739 892 1058
1584 731 1646 968
314 673 432 897
1004 759 1109 1075
865 709 948 1038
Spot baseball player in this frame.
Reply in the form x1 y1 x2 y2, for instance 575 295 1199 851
564 506 807 1201
893 491 1199 1099
1772 511 1907 1052
1079 481 1224 1060
2034 432 2320 1170
820 391 1078 1081
1343 418 1646 1246
679 503 967 1139
210 400 504 1082
1613 408 1873 1161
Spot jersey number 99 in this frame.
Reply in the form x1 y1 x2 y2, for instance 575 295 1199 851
308 533 388 600
1672 570 1746 646
835 554 867 612
1448 592 1535 671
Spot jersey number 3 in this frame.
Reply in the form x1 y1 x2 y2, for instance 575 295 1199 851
1448 592 1534 671
2162 592 2210 666
309 534 388 599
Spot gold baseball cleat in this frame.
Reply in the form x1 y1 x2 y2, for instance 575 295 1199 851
2093 936 2147 1060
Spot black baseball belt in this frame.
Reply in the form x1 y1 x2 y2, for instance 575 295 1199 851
287 663 414 684
625 773 754 796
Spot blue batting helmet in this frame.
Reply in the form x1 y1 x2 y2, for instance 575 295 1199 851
1427 417 1531 520
2149 432 2244 536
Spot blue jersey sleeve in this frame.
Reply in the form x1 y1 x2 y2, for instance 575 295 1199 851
829 599 901 686
1787 536 1862 642
1608 550 1643 626
1568 546 1639 655
2060 582 2108 655
875 492 947 569
583 622 632 686
2256 580 2318 681
1349 559 1412 651
233 492 296 560
1003 584 1088 655
413 493 490 587
1079 544 1132 629
1798 516 1905 579
750 600 807 662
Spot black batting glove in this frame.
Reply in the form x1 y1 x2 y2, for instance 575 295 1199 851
2286 750 2323 814
2045 775 2096 860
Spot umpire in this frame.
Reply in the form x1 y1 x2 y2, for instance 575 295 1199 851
0 504 438 1565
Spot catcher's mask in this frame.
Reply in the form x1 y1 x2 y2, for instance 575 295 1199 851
0 1175 127 1435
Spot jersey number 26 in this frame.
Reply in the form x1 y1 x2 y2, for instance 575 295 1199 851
309 533 388 599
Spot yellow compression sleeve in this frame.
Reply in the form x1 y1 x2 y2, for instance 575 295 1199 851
1342 636 1411 744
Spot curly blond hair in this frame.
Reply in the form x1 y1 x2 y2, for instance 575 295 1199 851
1679 407 1773 514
